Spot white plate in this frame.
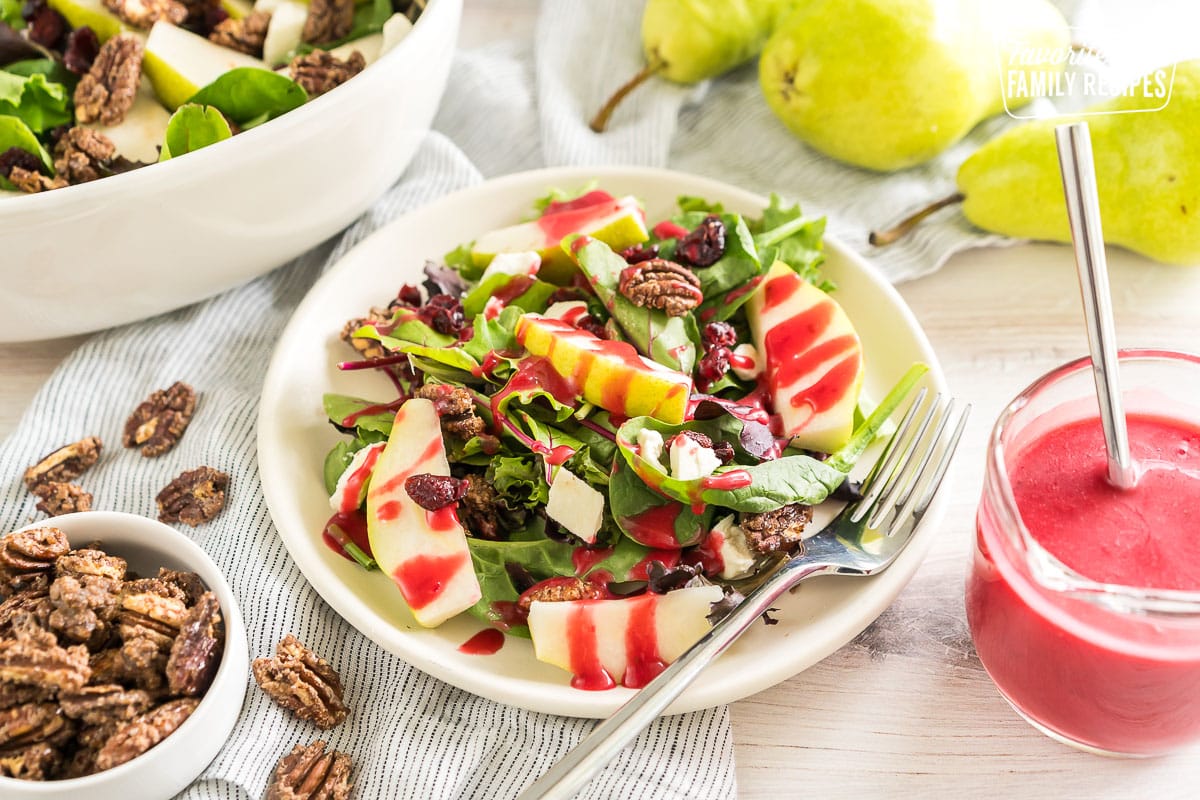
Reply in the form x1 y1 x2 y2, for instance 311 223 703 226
257 167 949 718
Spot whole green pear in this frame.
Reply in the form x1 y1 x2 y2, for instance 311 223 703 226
958 61 1200 265
759 0 1069 171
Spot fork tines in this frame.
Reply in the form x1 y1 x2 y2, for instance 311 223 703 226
849 391 969 536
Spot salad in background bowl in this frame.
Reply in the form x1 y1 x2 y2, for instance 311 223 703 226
0 0 458 342
255 167 949 717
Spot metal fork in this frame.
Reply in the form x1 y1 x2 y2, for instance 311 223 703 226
516 391 969 800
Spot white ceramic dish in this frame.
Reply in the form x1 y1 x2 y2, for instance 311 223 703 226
0 0 460 343
256 166 950 718
0 511 249 799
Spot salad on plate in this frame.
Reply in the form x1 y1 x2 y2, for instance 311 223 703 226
319 186 925 691
0 0 421 194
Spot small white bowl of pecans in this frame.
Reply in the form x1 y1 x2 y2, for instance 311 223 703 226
0 511 248 799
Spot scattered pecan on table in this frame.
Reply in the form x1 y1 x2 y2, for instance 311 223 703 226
266 740 353 800
22 437 102 494
289 50 366 98
208 10 271 57
617 258 703 317
302 0 354 45
74 34 144 127
739 503 814 555
31 483 93 518
252 634 348 729
123 381 197 457
156 466 229 526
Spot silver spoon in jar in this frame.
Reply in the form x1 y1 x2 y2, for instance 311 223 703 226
1055 121 1137 489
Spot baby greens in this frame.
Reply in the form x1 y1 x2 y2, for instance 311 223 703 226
0 70 71 134
159 104 232 162
186 68 308 128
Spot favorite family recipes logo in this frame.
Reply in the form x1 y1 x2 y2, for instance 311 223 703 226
996 27 1176 118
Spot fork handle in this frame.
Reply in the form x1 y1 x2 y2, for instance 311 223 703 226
515 561 822 800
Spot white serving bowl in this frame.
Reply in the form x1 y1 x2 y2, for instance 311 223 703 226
0 0 461 343
0 511 249 800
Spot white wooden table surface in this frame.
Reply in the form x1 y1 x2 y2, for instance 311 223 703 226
4 2 1200 797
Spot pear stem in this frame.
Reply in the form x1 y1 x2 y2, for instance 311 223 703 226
869 193 965 247
589 59 667 133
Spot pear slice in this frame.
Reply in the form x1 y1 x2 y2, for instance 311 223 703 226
47 0 126 42
262 1 308 66
221 0 253 18
747 261 864 453
143 20 270 110
327 34 383 66
472 195 648 284
365 398 481 628
84 78 170 163
528 585 723 688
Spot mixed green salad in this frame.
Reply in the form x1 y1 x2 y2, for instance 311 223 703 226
320 185 924 690
0 0 422 193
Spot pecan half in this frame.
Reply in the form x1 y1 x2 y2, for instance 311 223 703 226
122 381 197 457
516 577 604 616
0 615 91 692
48 573 122 646
0 591 52 639
252 634 347 729
53 127 116 185
0 702 74 751
457 474 502 540
738 503 813 555
266 740 353 800
57 548 127 582
101 0 185 28
0 682 54 712
93 698 198 771
116 635 169 691
301 0 353 44
288 50 365 98
7 166 66 194
0 528 69 596
415 383 485 440
22 438 102 492
156 568 207 607
0 740 62 779
209 10 270 56
59 684 152 726
32 482 93 517
617 258 702 317
165 591 222 696
156 467 229 526
74 34 144 126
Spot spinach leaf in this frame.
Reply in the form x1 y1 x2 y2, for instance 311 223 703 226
609 457 712 547
187 68 307 126
0 114 50 188
571 237 697 374
466 531 577 636
4 58 76 88
323 440 361 495
322 393 395 438
0 70 70 133
752 194 830 290
159 104 232 161
462 274 557 319
291 0 391 56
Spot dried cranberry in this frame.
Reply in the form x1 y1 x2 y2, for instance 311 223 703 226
397 284 423 307
22 0 67 49
701 321 737 350
202 5 228 33
576 315 608 339
677 215 726 267
404 474 469 511
672 430 714 450
62 26 100 75
420 294 466 335
546 287 585 305
696 346 731 391
620 244 659 264
0 147 43 179
712 440 735 464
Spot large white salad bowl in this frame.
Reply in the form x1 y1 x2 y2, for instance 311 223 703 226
0 0 460 343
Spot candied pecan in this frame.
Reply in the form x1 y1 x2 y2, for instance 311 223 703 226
252 634 347 729
0 682 54 711
0 740 62 779
0 702 73 751
6 166 66 194
53 127 116 185
677 215 727 267
156 568 207 606
289 49 365 98
74 34 144 127
0 146 43 179
87 648 124 686
59 684 153 726
156 467 229 526
116 635 168 691
31 482 93 517
48 573 122 646
23 437 102 492
101 0 185 28
404 474 468 512
266 740 353 800
121 585 189 631
618 259 702 317
739 503 814 555
123 381 197 457
457 474 502 540
57 548 127 582
165 592 222 697
208 10 270 56
415 383 485 441
64 26 101 75
0 615 91 692
0 591 52 638
94 698 198 771
301 0 353 44
0 528 69 596
516 577 604 616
